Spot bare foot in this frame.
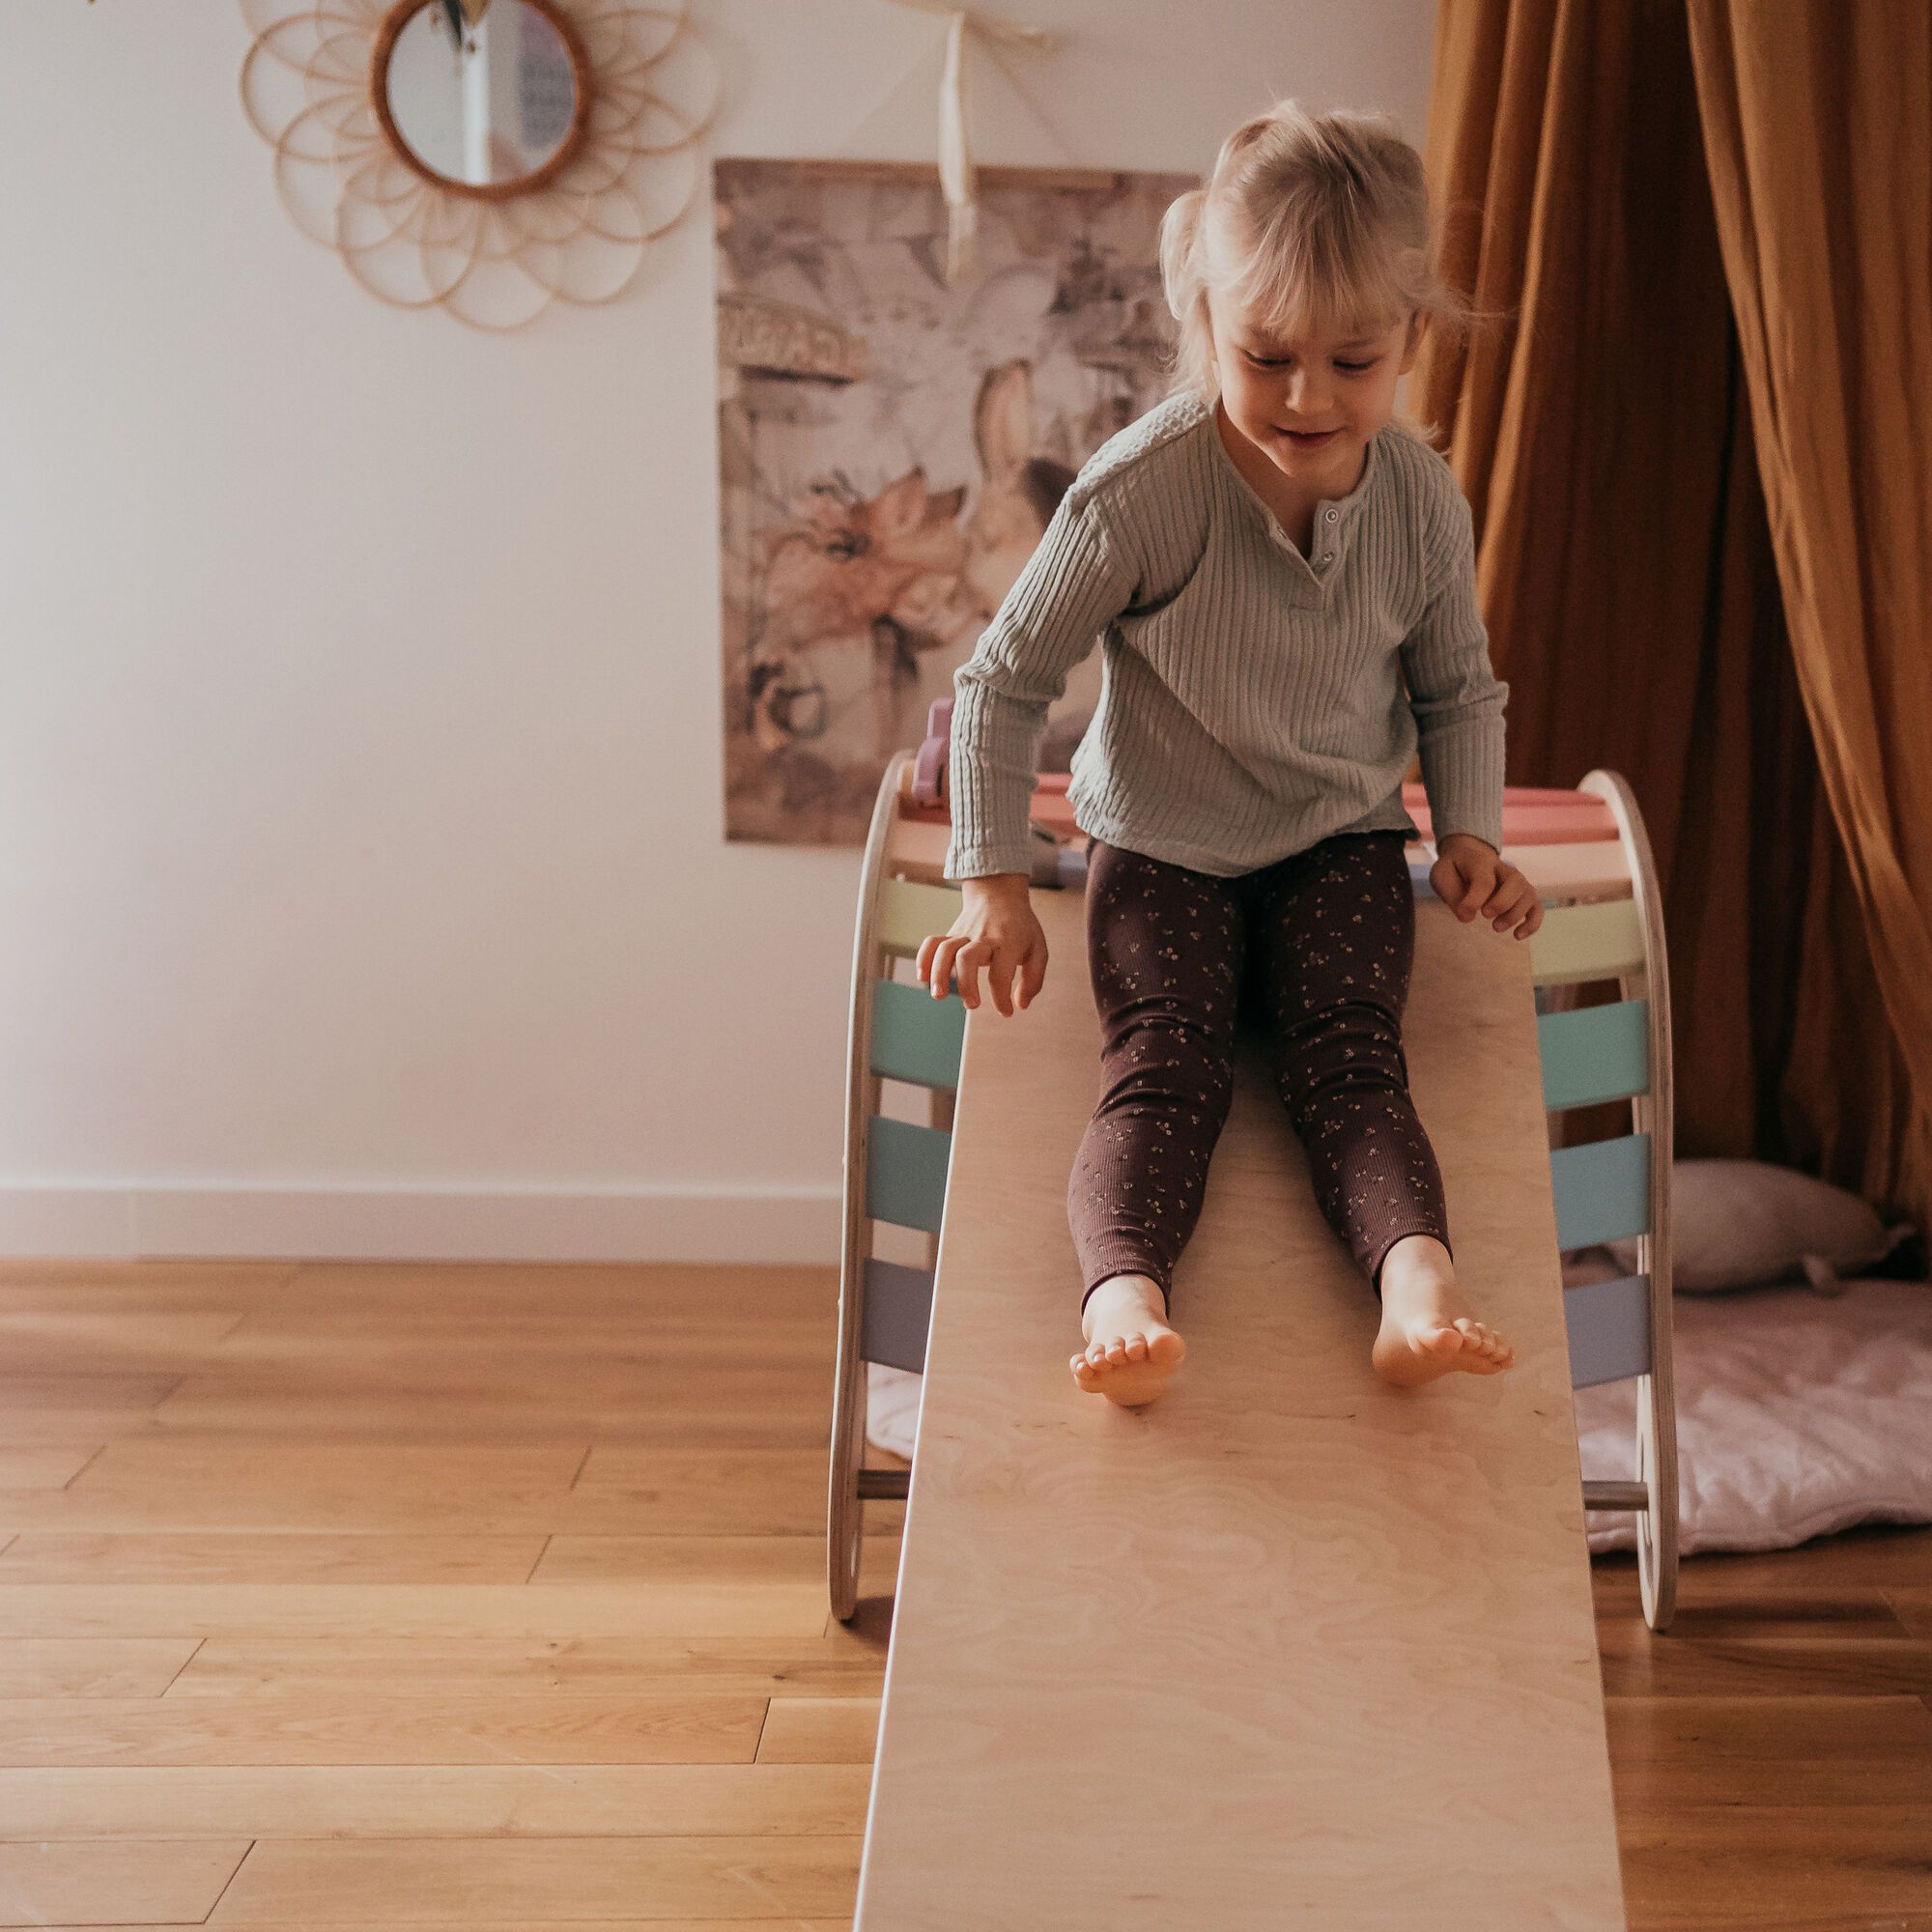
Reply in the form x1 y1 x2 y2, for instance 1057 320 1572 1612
1370 1235 1517 1388
1070 1273 1186 1407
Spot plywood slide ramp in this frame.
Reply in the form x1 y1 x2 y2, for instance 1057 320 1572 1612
853 885 1628 1929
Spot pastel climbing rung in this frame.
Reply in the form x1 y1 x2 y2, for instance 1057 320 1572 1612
1407 802 1619 845
1549 1131 1652 1250
1403 781 1607 810
876 877 962 957
861 1256 936 1374
1564 1271 1655 1388
870 978 966 1090
1538 999 1650 1111
1528 896 1647 985
865 1115 952 1235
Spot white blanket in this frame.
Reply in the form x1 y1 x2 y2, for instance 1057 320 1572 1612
866 1278 1932 1556
1577 1275 1932 1553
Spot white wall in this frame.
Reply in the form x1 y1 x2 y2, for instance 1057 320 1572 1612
0 0 1436 1262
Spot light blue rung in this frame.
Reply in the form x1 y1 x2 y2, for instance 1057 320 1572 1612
866 1115 952 1235
1564 1272 1654 1388
870 978 966 1089
861 1257 934 1375
1549 1131 1651 1250
1538 999 1650 1111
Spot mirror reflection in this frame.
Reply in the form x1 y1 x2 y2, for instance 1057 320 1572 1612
383 0 582 191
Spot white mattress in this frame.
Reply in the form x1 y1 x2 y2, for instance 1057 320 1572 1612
866 1278 1932 1556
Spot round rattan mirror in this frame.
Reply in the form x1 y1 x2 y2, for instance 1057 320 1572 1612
371 0 592 199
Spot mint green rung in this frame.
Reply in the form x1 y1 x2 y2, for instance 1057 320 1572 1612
870 978 966 1089
877 877 963 957
866 1115 952 1234
1538 999 1650 1111
1549 1131 1651 1250
1529 897 1645 986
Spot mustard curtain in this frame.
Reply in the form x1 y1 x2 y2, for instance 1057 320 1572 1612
1684 0 1932 1221
1415 0 1925 1225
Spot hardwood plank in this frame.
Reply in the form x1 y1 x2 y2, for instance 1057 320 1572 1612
0 1636 201 1698
6 1923 854 1932
0 1693 767 1765
1604 1693 1932 1806
0 1839 247 1928
9 1438 588 1534
0 1311 248 1374
145 1384 830 1442
1618 1805 1932 1928
0 1764 870 1837
167 1632 887 1701
1877 1589 1932 1640
1599 1524 1932 1595
0 1535 550 1585
205 1836 860 1923
0 1260 294 1294
0 1582 830 1640
13 1917 854 1932
755 1699 879 1765
0 1441 862 1538
0 1447 99 1490
1596 1613 1932 1698
530 1538 850 1586
0 1375 183 1415
248 1263 837 1324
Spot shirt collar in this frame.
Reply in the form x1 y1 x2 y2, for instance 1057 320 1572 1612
1202 393 1383 573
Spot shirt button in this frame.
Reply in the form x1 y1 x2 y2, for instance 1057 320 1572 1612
1324 507 1339 523
1319 551 1334 565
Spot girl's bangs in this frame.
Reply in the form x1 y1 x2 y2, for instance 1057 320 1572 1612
1227 220 1407 346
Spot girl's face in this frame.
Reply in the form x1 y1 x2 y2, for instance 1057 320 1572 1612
1208 291 1423 492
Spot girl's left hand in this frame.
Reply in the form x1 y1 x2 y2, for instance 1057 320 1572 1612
1430 833 1544 939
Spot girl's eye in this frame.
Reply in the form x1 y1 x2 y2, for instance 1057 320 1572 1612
1248 355 1379 374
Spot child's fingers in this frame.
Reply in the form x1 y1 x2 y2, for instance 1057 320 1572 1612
922 936 949 995
1479 868 1520 918
928 935 964 998
1454 864 1494 919
985 946 1014 1017
1017 937 1048 1009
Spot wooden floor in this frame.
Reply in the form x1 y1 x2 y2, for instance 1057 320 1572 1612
0 1259 1926 1930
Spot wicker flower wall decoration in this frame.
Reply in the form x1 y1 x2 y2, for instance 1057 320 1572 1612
241 0 718 329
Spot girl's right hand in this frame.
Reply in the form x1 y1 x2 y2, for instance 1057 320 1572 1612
916 873 1048 1016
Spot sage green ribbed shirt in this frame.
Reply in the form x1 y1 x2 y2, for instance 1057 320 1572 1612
943 387 1509 882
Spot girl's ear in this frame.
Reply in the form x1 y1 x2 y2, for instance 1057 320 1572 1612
1399 310 1426 374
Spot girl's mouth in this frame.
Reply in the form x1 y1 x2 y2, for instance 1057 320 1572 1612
1281 427 1340 448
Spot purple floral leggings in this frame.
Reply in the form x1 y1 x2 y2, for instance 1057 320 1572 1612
1069 830 1452 1320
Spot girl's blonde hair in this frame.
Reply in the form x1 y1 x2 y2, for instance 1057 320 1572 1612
1159 100 1485 421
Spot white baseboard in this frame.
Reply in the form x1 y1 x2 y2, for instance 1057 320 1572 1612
0 1183 842 1264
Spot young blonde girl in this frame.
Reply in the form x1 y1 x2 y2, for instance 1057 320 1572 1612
916 101 1542 1408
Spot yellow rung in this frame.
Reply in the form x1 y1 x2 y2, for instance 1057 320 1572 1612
877 876 963 956
1529 896 1646 985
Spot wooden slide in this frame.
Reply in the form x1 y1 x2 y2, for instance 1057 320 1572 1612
849 855 1631 1926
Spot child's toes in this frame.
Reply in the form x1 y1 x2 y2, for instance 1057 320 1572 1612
1123 1334 1150 1362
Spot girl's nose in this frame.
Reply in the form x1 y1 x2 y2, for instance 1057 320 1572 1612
1284 370 1327 415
